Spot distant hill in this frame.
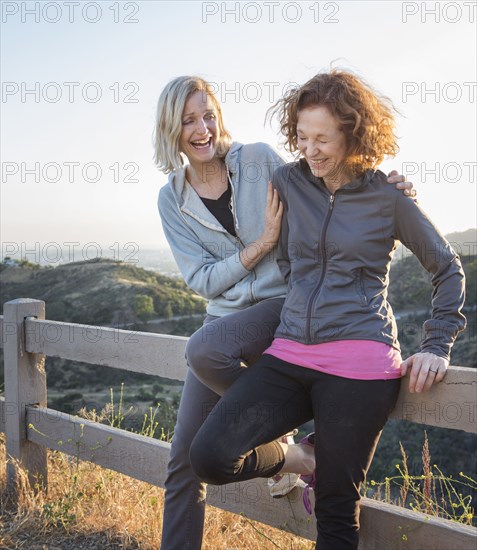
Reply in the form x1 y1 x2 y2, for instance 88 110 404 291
393 228 476 263
1 245 474 330
388 254 476 312
388 253 476 369
0 257 207 391
445 228 477 257
0 258 205 325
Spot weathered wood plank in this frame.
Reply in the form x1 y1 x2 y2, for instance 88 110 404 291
24 318 188 381
4 299 48 495
359 496 477 549
26 405 170 486
206 476 317 540
391 366 477 433
25 406 477 548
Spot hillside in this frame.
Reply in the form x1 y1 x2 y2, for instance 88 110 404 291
392 228 476 264
445 228 477 256
0 258 206 408
0 257 205 325
388 254 476 313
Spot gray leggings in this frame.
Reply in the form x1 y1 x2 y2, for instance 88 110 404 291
160 297 285 550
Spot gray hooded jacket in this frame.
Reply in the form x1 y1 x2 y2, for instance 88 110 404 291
273 160 466 360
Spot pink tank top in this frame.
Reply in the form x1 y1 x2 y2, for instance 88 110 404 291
265 339 403 380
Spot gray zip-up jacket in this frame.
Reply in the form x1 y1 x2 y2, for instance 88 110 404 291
273 160 466 360
158 142 287 316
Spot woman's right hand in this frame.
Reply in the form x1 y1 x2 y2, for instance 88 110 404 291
260 182 284 246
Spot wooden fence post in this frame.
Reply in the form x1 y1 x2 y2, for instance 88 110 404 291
4 298 47 500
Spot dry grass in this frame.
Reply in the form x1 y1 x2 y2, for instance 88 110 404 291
0 434 313 550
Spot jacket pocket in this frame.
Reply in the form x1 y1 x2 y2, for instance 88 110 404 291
355 268 369 307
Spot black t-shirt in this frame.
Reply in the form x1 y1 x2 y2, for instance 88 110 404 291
200 184 237 237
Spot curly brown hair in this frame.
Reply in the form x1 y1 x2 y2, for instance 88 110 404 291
269 69 399 174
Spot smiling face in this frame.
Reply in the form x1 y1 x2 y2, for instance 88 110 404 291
296 105 352 189
179 90 220 166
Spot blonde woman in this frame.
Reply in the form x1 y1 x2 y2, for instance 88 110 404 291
154 75 415 549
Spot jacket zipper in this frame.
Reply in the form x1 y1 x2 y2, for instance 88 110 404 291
304 193 335 343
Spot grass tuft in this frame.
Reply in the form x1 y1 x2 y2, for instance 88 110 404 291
363 432 476 526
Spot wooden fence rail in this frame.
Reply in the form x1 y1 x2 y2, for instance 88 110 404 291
1 298 476 549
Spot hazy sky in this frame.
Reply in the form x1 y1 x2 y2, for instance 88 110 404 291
1 0 476 263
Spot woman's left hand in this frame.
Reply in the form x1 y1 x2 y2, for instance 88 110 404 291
387 170 417 198
401 352 449 393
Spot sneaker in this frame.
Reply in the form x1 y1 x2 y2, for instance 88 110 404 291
268 429 300 498
299 433 316 515
281 428 298 445
268 472 303 498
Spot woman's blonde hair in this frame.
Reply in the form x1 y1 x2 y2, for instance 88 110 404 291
268 69 399 174
153 76 232 174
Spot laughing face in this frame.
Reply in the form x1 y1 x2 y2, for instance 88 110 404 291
179 90 220 166
296 105 351 188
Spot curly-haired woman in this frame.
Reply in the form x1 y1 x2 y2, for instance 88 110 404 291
189 70 466 549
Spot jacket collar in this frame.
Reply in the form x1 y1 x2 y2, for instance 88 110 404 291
298 158 375 193
167 142 243 204
166 142 244 232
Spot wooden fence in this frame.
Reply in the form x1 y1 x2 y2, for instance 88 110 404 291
1 298 476 549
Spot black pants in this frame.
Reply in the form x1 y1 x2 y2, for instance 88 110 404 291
190 354 401 550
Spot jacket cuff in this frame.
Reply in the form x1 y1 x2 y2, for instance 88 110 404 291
420 319 459 361
223 250 251 280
